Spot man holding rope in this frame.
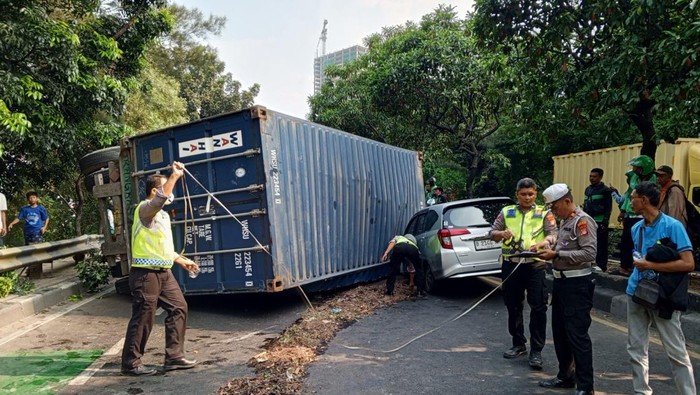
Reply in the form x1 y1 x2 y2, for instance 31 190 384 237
121 161 200 376
490 178 557 370
534 184 597 395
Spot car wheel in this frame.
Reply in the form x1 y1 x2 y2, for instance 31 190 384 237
424 263 437 293
79 146 120 176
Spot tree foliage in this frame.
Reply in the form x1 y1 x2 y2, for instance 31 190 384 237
0 0 172 241
148 5 259 120
473 0 700 158
121 61 188 133
311 6 514 197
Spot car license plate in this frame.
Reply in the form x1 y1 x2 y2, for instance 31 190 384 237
474 239 498 250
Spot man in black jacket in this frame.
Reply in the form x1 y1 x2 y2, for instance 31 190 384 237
583 168 612 272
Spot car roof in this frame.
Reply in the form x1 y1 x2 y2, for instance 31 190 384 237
411 196 514 216
430 196 514 208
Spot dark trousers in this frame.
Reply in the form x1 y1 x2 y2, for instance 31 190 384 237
501 260 547 352
595 222 609 271
24 233 43 245
386 243 424 294
620 217 643 271
121 267 188 369
552 275 595 392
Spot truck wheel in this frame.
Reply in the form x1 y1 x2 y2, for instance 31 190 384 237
115 277 130 295
79 146 119 176
84 168 110 191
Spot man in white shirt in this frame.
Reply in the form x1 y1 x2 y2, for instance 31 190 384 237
0 192 7 247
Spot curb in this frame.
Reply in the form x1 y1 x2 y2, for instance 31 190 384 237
0 279 83 329
544 273 700 345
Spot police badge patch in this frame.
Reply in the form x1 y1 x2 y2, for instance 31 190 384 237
577 219 589 236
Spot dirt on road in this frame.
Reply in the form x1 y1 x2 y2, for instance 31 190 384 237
217 279 414 395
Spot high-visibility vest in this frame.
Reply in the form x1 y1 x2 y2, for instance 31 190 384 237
131 201 175 269
394 235 418 249
501 205 547 258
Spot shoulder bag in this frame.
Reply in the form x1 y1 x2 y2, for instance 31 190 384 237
632 230 660 309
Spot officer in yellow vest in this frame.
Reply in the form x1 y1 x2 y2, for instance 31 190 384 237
382 234 425 298
490 178 557 370
121 161 200 376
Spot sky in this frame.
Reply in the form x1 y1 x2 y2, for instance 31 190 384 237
175 0 474 119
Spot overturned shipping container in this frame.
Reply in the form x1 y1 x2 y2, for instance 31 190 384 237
111 106 424 294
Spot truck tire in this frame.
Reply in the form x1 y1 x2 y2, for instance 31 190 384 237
84 168 110 191
79 146 119 176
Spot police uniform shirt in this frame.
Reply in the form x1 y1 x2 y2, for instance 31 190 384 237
491 204 558 246
553 207 598 271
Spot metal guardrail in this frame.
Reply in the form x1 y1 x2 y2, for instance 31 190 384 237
0 235 103 273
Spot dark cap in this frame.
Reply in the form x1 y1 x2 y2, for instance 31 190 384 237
654 165 673 176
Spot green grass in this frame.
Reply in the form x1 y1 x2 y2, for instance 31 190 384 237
0 349 103 395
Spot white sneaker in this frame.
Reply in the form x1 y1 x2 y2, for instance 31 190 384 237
592 266 603 273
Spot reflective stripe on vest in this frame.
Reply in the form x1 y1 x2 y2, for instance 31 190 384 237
131 201 175 269
501 205 547 258
394 235 418 249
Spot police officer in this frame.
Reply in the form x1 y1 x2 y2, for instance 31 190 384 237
534 184 596 395
382 234 425 298
490 178 557 370
121 161 200 376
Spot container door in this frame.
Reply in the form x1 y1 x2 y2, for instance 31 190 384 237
130 109 273 294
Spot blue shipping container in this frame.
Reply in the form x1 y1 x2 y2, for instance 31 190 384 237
123 106 424 294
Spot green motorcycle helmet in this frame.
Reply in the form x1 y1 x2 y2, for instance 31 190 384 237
627 155 655 176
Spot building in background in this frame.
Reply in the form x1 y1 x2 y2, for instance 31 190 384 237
313 45 367 94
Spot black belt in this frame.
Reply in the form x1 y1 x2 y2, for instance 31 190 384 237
133 267 171 273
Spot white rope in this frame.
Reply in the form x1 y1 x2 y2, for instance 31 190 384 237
181 167 315 310
340 260 524 353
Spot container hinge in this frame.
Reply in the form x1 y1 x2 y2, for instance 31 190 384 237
267 276 284 292
250 105 268 121
251 209 266 217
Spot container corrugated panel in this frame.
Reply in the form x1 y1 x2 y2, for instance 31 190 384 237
126 106 424 294
552 142 675 227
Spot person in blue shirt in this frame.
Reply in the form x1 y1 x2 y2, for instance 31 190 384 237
8 191 49 245
625 181 696 395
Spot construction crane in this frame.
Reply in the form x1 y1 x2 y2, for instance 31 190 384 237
315 19 328 59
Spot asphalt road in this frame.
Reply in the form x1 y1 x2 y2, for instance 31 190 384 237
1 278 699 395
307 278 700 395
0 289 307 395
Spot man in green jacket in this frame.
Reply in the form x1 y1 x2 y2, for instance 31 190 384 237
610 155 656 276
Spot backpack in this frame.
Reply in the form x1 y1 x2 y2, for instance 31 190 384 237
668 184 700 248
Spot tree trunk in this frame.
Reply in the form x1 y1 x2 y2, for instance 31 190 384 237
628 98 657 159
466 142 480 198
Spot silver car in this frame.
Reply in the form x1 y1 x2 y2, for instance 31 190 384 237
404 197 514 292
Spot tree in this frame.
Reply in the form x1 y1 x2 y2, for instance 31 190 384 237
311 7 514 197
0 0 172 240
473 0 700 158
122 61 188 133
149 5 259 120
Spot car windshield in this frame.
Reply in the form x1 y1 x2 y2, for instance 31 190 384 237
444 200 507 228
